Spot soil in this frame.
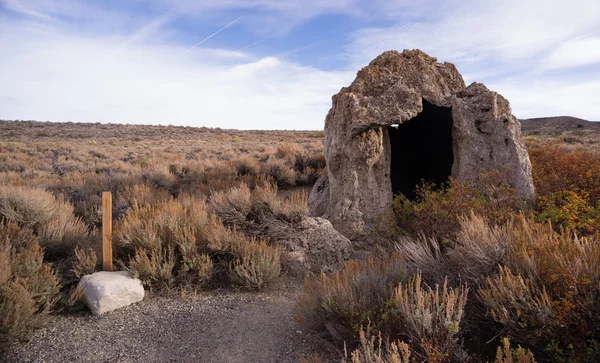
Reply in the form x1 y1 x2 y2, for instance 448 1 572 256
3 281 323 363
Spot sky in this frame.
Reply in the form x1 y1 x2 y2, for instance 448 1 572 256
0 0 599 130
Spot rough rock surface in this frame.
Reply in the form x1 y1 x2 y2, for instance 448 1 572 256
275 216 353 278
309 49 535 238
78 271 145 315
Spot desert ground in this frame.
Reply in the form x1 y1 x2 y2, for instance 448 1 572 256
1 116 600 362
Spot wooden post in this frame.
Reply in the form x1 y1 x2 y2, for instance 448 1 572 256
102 191 113 271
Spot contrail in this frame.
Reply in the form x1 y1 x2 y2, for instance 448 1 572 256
202 35 274 67
179 16 243 56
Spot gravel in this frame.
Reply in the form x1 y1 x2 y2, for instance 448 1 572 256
3 283 319 363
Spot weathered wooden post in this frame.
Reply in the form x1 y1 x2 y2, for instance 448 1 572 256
102 191 113 271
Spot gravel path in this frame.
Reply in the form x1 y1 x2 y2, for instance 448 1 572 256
4 284 318 363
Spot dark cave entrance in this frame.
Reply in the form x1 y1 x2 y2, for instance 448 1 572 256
388 99 454 200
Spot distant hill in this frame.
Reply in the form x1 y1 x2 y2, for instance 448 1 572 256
520 116 600 134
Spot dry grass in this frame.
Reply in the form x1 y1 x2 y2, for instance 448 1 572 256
389 273 468 362
494 338 537 363
344 327 411 363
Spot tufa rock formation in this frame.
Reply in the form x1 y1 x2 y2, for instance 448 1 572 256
309 49 534 238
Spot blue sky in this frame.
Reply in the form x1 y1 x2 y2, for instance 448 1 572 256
1 0 599 129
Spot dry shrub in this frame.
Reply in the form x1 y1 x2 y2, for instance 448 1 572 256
279 190 309 222
296 255 407 343
0 220 37 250
263 157 296 188
209 183 252 226
0 186 93 260
529 141 600 204
389 273 468 361
275 142 304 160
128 246 176 291
37 198 93 258
142 166 175 191
209 182 308 238
344 327 411 363
229 239 280 290
446 213 510 284
392 173 525 242
0 185 57 229
494 338 537 363
471 215 600 360
394 233 445 284
118 182 172 210
478 266 553 344
0 235 61 351
233 157 260 176
115 197 280 292
71 247 98 279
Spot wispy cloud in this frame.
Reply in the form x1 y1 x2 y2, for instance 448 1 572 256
117 16 172 51
0 20 353 129
180 16 243 56
540 36 600 71
345 0 600 119
1 0 600 127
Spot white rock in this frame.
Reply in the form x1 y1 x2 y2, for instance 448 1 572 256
77 271 145 315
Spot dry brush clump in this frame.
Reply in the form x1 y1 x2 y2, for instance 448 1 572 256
0 185 94 260
528 142 600 235
298 213 600 362
296 258 469 362
343 326 411 363
114 197 281 292
209 182 308 239
0 229 61 351
388 274 468 362
391 174 525 243
296 255 407 344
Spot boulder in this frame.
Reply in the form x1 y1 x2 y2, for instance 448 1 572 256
309 49 534 238
78 271 145 315
275 216 353 278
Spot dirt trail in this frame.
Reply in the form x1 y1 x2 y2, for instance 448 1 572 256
4 284 319 363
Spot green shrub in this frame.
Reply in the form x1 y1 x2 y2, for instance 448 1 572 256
535 190 600 236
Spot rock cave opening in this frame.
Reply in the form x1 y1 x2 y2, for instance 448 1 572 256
388 99 454 200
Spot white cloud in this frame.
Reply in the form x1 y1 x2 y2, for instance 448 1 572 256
345 0 600 120
1 0 109 20
0 21 353 129
489 77 600 121
348 0 600 68
540 36 600 70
